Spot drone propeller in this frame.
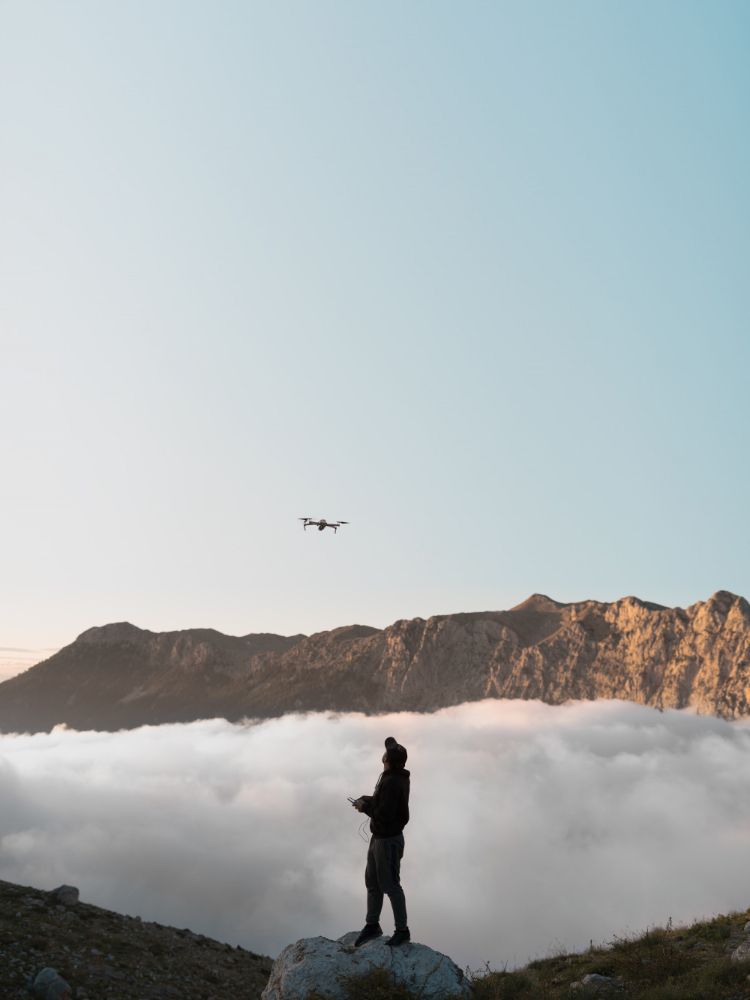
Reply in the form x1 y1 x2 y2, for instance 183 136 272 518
298 517 314 521
337 521 350 524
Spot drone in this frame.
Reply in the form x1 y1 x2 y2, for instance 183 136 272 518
299 518 350 533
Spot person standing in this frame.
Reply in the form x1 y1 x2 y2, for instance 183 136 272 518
351 737 410 947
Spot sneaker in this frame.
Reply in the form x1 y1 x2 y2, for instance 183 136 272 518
386 928 411 947
354 923 383 947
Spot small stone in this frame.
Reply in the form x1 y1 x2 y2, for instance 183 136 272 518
581 974 611 988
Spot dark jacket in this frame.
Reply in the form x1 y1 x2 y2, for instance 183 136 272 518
363 768 410 838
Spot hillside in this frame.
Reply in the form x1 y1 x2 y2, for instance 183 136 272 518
5 877 750 1000
471 910 750 999
1 590 750 733
0 878 272 1000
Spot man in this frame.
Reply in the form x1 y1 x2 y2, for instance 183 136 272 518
351 736 410 948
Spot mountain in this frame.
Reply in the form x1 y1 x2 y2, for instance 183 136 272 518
1 590 749 733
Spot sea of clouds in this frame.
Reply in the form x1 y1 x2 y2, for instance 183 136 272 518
1 699 750 969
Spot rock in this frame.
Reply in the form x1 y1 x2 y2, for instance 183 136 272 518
732 940 750 962
50 886 79 907
261 932 469 1000
570 974 611 991
744 921 750 933
25 968 71 1000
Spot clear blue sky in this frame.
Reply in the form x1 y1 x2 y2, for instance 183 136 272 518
2 2 749 659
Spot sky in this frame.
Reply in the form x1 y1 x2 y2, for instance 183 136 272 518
2 2 750 666
2 701 750 968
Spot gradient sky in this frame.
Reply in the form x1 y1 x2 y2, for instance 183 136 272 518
2 2 749 665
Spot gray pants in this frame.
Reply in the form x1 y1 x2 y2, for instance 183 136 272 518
365 835 407 930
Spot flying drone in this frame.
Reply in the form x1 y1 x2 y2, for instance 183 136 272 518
299 518 349 533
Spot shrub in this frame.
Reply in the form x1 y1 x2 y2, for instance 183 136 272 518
307 966 420 1000
685 920 731 943
609 928 700 987
470 968 533 1000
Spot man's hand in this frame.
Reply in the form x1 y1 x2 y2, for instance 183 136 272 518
353 795 372 813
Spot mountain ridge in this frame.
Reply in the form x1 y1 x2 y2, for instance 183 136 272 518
1 590 749 733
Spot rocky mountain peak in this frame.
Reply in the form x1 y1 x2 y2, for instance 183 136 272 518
76 622 150 645
2 591 750 732
510 593 571 613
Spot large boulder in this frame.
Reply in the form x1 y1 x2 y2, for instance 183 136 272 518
25 968 71 1000
262 932 469 1000
50 886 79 907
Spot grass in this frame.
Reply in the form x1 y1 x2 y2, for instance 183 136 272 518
470 910 750 999
313 911 750 1000
308 966 423 1000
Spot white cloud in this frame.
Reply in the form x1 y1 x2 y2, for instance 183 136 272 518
1 700 750 970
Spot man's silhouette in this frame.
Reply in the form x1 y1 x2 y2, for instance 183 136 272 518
352 736 410 947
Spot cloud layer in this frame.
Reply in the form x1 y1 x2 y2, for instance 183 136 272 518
1 700 750 969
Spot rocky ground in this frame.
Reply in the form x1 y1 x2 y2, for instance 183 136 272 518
3 875 750 1000
0 879 272 1000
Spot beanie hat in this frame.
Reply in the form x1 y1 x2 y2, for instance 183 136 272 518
384 736 407 766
